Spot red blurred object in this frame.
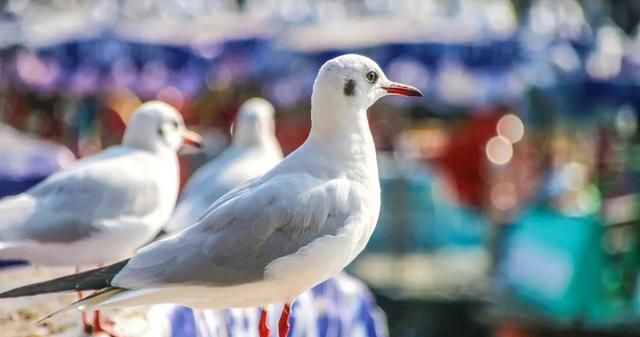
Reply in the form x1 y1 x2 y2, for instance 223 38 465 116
495 323 533 337
102 106 127 143
435 109 504 208
276 118 311 155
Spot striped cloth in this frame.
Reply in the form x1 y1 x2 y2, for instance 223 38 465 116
151 273 388 337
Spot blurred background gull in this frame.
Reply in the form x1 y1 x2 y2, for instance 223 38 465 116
2 0 640 337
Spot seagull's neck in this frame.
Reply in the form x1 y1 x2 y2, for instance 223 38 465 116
306 103 378 183
232 131 279 153
123 141 175 159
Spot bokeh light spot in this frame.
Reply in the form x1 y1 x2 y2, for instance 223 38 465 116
486 136 513 165
497 114 524 143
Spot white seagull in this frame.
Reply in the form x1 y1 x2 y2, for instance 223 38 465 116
0 101 202 334
0 54 422 337
165 97 283 233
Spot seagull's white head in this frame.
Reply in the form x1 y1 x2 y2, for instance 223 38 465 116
123 101 202 154
310 54 422 134
312 54 422 108
231 97 277 146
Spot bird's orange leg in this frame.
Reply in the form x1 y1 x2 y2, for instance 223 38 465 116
259 307 270 337
88 263 120 337
74 266 91 334
278 303 291 337
92 310 122 337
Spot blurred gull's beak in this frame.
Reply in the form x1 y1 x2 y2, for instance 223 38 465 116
182 130 203 149
382 82 423 97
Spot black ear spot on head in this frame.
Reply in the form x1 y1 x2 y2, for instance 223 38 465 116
343 79 355 97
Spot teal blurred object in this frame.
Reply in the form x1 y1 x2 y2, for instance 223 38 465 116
369 163 487 253
499 206 605 321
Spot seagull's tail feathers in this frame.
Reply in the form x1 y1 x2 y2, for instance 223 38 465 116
0 259 129 298
36 287 125 323
79 287 164 310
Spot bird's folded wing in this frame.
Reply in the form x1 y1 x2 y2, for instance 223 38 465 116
4 149 160 243
165 149 250 231
112 174 358 289
178 146 249 200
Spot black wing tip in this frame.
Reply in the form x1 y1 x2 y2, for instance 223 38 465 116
0 259 130 299
0 289 25 299
0 280 65 298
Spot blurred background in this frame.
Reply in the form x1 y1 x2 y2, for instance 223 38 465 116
2 0 640 336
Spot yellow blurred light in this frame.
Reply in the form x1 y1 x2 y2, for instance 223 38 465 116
496 114 524 143
562 162 587 191
486 136 513 165
105 89 142 124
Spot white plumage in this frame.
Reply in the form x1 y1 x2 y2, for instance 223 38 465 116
165 97 283 233
0 54 422 337
78 54 421 310
0 101 200 266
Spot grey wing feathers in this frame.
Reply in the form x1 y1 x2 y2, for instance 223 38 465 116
194 175 261 223
0 259 130 298
1 149 159 243
112 175 355 289
27 220 102 243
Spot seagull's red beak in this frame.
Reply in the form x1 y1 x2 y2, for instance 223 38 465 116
382 82 423 97
182 130 203 149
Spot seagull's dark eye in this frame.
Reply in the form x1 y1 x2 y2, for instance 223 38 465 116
365 70 378 84
171 120 179 129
